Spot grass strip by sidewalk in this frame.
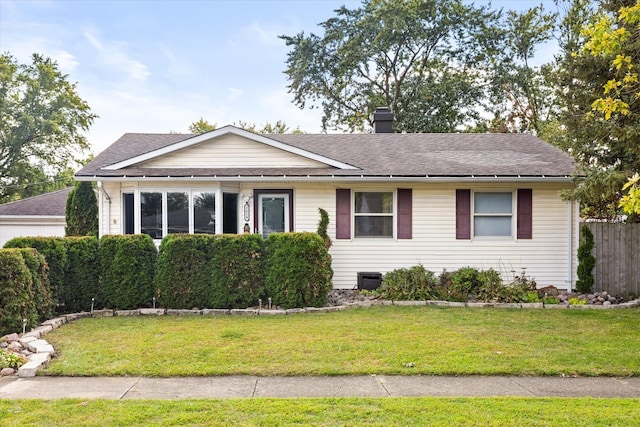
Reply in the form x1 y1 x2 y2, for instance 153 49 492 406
1 397 640 426
43 306 640 377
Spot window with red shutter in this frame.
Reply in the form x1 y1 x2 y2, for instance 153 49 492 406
456 189 471 239
397 189 412 239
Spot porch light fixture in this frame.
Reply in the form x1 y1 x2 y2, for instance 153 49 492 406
244 200 251 221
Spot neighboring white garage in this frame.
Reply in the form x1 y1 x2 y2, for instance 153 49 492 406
0 188 71 247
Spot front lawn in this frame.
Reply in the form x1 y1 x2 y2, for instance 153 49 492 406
42 306 640 377
1 397 640 426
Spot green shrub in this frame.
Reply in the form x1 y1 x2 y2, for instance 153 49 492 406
99 234 157 310
210 234 265 309
15 248 54 321
4 237 67 308
440 267 484 302
475 268 505 302
64 236 99 312
317 208 332 249
0 249 37 336
265 232 333 309
379 265 439 300
576 225 595 293
155 234 216 309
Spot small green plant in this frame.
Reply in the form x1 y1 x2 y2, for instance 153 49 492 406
526 292 540 303
542 295 560 305
568 297 587 305
0 349 27 369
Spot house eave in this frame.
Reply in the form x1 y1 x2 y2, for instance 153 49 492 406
76 174 574 183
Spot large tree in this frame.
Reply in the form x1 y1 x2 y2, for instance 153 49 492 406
554 0 640 220
484 5 558 136
0 53 97 203
281 0 503 133
187 118 303 134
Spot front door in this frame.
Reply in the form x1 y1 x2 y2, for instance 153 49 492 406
258 193 290 238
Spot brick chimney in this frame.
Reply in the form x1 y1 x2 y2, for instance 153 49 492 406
371 107 394 133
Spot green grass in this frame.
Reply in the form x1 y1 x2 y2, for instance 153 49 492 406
1 397 640 426
43 306 640 377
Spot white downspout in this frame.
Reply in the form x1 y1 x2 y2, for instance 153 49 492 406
566 201 573 292
97 181 111 238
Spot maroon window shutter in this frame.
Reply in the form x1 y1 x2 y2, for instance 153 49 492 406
517 189 533 239
456 189 471 240
336 189 351 239
397 188 412 239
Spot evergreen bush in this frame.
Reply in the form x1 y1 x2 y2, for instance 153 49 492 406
99 234 157 309
0 249 37 336
317 208 332 249
15 248 54 321
64 236 99 312
264 232 333 309
65 181 98 238
576 224 596 293
210 234 265 309
4 236 68 309
155 234 216 309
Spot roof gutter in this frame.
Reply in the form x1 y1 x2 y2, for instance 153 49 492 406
76 175 574 184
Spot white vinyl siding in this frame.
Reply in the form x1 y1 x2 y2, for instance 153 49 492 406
140 134 328 168
323 183 577 291
100 181 577 291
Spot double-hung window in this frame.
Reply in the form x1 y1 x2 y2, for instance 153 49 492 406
354 191 394 238
473 192 513 237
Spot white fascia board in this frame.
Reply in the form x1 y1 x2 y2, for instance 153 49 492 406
102 125 358 171
76 175 573 184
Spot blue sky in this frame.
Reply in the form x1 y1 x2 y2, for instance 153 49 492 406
1 0 558 155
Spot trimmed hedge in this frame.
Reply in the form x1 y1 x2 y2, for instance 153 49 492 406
4 237 67 307
0 249 38 336
210 234 264 309
99 234 157 310
64 237 99 312
155 234 265 309
264 232 333 309
15 248 54 322
155 234 216 309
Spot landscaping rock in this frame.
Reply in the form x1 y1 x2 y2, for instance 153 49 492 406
1 367 15 376
3 333 20 342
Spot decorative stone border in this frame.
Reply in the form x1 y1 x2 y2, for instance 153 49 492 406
4 297 639 377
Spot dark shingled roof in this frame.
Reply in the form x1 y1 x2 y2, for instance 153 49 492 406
76 130 576 179
0 188 71 216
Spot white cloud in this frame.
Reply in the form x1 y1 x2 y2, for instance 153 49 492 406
227 87 244 101
83 29 151 81
51 50 79 72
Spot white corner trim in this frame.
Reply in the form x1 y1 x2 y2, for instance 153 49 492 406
102 125 358 171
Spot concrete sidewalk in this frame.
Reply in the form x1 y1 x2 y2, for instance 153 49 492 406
1 375 640 399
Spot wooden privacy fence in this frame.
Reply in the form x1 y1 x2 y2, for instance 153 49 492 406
585 222 640 297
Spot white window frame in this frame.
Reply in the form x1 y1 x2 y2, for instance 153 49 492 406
131 189 220 239
472 190 515 239
353 190 395 239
